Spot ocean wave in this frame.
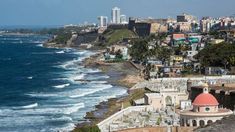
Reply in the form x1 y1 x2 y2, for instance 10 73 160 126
36 44 43 47
87 75 110 80
32 41 43 44
59 59 82 70
69 84 113 98
21 103 38 109
56 50 65 54
63 103 85 115
26 93 58 98
32 52 54 55
0 38 21 41
84 69 101 74
90 81 108 84
68 74 86 82
53 83 70 89
5 103 85 116
72 50 88 55
27 76 33 80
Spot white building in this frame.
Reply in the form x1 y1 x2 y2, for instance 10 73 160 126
111 7 121 24
98 16 108 27
120 14 128 24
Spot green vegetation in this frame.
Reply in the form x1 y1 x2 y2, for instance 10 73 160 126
43 26 95 44
73 125 100 132
101 29 136 45
52 31 72 44
156 116 162 125
195 42 235 69
129 38 173 62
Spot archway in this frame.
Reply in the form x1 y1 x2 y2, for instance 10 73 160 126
192 120 197 126
199 120 205 127
207 120 213 125
165 96 173 106
186 120 190 127
181 119 185 126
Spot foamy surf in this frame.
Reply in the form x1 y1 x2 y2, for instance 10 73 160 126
21 103 38 109
26 93 58 98
53 83 70 89
27 76 33 79
36 44 43 47
56 50 65 54
69 84 113 98
0 36 128 132
69 74 86 82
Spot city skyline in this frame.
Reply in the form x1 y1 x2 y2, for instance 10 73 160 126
0 0 234 26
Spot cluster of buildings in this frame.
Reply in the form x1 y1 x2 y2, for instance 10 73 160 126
96 10 235 77
98 77 235 131
93 8 235 132
98 7 128 29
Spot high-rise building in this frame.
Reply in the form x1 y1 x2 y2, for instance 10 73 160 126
120 15 128 24
200 17 220 33
111 7 121 24
98 16 108 27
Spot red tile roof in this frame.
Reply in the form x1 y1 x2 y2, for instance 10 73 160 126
193 93 219 106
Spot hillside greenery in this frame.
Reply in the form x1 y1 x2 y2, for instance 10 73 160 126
73 125 100 132
100 29 137 45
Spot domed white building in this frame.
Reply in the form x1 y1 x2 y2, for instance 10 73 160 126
180 83 233 127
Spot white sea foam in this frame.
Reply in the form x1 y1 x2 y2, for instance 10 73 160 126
26 93 58 98
21 103 38 109
90 81 108 84
63 103 85 115
59 59 82 70
6 103 85 116
32 41 43 44
36 44 43 47
69 84 113 98
53 83 70 89
84 69 101 74
87 75 110 80
68 74 86 82
27 76 33 80
56 50 65 54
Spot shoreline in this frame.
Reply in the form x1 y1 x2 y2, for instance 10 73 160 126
73 47 142 130
43 42 143 131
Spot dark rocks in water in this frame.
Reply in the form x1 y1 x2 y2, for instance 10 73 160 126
195 115 235 132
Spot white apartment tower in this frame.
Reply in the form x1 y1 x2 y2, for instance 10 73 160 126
120 15 127 24
98 16 108 27
111 7 121 24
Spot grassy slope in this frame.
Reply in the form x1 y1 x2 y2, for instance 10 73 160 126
103 29 136 45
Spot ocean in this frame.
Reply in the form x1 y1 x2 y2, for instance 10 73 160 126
0 34 127 132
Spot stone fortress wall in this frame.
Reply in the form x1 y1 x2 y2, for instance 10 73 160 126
131 75 235 92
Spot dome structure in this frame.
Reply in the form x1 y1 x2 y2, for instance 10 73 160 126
192 93 219 106
180 82 233 128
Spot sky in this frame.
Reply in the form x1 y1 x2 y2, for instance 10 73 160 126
0 0 234 26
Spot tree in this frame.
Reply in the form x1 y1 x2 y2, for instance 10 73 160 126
129 38 173 63
195 42 235 69
129 39 149 62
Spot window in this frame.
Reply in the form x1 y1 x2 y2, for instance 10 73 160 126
205 107 210 112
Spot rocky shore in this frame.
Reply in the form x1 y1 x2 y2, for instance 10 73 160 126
73 48 144 131
43 42 144 131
